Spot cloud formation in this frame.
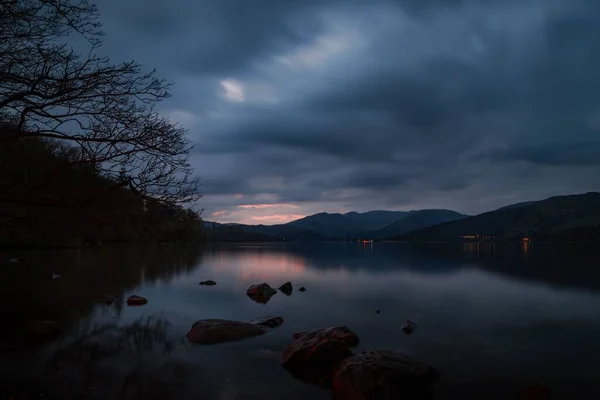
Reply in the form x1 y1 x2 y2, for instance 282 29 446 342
93 0 600 223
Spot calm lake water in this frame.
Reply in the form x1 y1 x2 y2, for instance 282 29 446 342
1 242 600 399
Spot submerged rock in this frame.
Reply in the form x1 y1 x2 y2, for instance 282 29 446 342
250 316 284 328
332 350 439 400
246 283 277 304
401 320 418 335
279 282 293 295
282 326 359 387
126 295 148 306
186 319 268 344
28 320 61 337
199 280 217 286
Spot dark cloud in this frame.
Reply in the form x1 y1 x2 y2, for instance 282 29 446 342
92 0 600 220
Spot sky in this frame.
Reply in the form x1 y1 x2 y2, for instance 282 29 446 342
91 0 600 225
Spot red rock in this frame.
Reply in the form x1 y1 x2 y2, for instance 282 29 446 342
246 283 277 304
247 283 277 297
282 326 359 387
126 295 148 306
186 319 268 344
332 350 439 400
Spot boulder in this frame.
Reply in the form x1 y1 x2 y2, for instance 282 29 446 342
186 319 268 344
250 316 284 328
126 295 148 306
298 287 307 292
279 282 293 295
247 283 277 297
28 320 61 337
246 283 277 303
401 320 417 335
282 326 359 387
332 350 440 400
199 280 217 286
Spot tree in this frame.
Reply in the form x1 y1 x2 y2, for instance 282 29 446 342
0 0 201 208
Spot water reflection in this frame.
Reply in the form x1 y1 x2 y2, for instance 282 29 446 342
2 242 600 399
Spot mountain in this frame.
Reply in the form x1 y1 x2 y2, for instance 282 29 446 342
204 209 468 241
402 192 600 242
203 220 334 241
368 210 467 239
494 201 537 211
286 210 409 238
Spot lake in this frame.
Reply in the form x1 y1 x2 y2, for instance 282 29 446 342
1 242 600 399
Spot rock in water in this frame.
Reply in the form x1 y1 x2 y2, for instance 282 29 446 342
282 326 359 387
298 286 307 292
279 282 293 295
126 295 148 306
186 319 268 344
401 320 417 335
332 350 440 400
246 283 277 303
199 280 217 286
250 316 284 328
28 320 61 337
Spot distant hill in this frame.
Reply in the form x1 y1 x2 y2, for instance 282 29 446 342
494 201 537 211
368 210 467 239
287 210 409 238
204 208 467 241
203 220 334 241
402 192 600 242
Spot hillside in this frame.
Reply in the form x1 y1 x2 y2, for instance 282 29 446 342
0 128 204 247
368 209 467 239
204 208 468 241
287 210 408 238
403 192 600 242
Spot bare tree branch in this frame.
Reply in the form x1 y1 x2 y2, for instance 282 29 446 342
0 0 201 208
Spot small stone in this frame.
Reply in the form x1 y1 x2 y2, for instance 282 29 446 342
401 320 417 335
199 280 217 286
126 295 148 306
279 282 293 295
247 283 277 303
298 287 307 292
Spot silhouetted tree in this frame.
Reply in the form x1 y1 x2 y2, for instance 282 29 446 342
0 0 201 208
